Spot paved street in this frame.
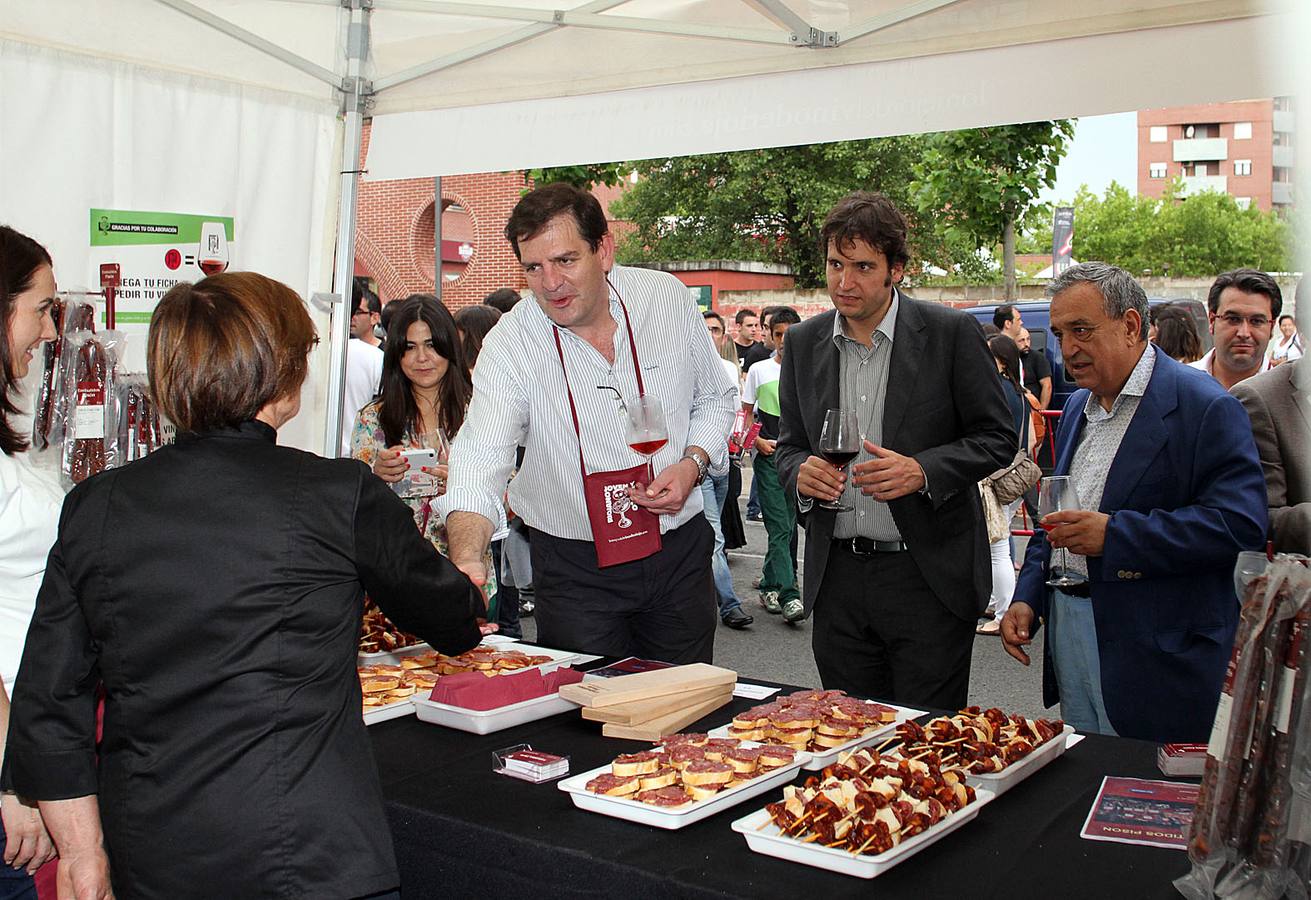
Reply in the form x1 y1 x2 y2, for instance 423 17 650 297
518 465 1052 719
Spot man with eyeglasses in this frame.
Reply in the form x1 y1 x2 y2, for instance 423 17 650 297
341 277 384 455
1189 269 1281 390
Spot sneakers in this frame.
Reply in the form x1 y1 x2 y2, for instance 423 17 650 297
759 590 782 614
781 598 805 623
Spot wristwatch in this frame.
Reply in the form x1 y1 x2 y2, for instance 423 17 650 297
681 448 710 485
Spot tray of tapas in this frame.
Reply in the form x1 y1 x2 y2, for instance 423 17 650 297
731 744 991 878
558 734 811 830
708 689 925 770
891 707 1071 799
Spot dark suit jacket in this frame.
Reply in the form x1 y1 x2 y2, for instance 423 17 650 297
1231 358 1310 553
775 297 1015 622
7 421 484 899
1014 351 1268 743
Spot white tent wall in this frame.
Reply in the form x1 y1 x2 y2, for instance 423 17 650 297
0 38 340 453
367 13 1296 179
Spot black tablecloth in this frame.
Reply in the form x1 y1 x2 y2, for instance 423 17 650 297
371 682 1192 899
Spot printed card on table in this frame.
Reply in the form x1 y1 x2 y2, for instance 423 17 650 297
1080 776 1199 850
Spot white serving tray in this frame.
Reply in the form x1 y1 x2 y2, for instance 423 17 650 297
414 690 579 735
363 697 418 726
731 787 994 879
558 744 812 830
359 640 579 670
957 724 1076 799
709 704 927 771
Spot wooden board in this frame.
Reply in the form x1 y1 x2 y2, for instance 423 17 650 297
600 687 735 741
559 663 736 709
580 683 734 726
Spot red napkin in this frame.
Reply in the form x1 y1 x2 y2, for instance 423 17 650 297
428 666 584 711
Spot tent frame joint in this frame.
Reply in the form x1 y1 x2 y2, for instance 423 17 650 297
793 28 838 48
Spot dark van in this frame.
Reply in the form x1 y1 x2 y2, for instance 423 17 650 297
963 299 1210 410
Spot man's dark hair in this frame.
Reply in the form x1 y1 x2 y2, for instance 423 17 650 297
352 276 380 315
1207 268 1282 319
981 322 1000 337
505 182 608 261
734 308 758 325
702 310 725 328
819 191 910 270
483 287 522 313
1279 314 1296 326
760 305 784 327
993 303 1016 330
770 307 801 328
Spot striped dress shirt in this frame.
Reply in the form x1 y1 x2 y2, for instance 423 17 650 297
832 292 903 541
437 265 738 541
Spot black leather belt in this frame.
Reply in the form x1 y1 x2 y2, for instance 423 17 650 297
1056 581 1092 598
835 537 908 556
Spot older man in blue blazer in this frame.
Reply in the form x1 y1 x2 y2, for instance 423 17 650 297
1001 263 1267 743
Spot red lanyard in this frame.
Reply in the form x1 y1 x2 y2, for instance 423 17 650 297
552 297 644 480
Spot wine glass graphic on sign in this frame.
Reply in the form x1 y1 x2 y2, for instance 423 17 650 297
817 408 859 512
197 222 229 277
625 395 667 485
1038 475 1089 588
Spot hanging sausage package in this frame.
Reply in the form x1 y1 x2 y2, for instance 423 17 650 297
1176 554 1310 900
60 329 125 483
114 374 163 466
32 295 98 452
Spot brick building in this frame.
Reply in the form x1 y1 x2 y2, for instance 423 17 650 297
1137 98 1295 212
355 121 530 307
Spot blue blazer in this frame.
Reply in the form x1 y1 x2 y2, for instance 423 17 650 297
1013 350 1268 743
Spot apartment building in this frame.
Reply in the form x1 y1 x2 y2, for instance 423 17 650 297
1137 98 1294 212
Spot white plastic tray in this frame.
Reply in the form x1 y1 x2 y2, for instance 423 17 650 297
363 698 417 726
731 787 994 879
414 690 580 735
709 704 926 771
358 642 432 666
558 744 813 830
957 724 1076 798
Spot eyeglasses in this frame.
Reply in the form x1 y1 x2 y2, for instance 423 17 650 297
1214 313 1272 330
351 307 369 318
707 325 724 334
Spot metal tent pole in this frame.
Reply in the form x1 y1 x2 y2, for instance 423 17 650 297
324 2 372 458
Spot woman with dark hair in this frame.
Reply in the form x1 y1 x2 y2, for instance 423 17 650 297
1155 305 1204 364
352 295 486 568
978 334 1033 635
453 303 501 370
7 272 488 899
0 226 60 897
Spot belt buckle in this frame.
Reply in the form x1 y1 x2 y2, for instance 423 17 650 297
848 538 873 557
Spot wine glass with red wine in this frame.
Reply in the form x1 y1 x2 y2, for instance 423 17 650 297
625 395 668 484
198 221 230 277
817 408 859 512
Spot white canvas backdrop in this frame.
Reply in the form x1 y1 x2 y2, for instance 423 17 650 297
0 39 339 452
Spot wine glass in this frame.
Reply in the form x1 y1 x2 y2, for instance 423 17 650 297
625 395 668 484
816 408 859 512
197 221 229 277
1037 475 1088 588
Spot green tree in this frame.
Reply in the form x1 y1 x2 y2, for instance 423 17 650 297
608 138 925 287
1053 181 1294 276
526 162 629 190
912 120 1075 297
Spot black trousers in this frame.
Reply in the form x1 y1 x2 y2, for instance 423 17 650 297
528 517 716 664
811 543 975 710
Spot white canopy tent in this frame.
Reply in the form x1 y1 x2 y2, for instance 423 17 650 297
1 0 1302 456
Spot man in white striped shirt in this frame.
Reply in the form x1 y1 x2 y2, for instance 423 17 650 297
439 184 738 663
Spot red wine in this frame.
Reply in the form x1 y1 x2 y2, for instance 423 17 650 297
198 259 227 276
629 438 668 456
821 449 858 467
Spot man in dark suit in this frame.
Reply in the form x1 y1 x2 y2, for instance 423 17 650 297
775 192 1015 709
1001 262 1267 743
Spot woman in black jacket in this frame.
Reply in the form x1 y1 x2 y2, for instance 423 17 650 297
6 272 489 900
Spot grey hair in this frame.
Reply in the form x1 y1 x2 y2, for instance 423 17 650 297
1045 262 1149 340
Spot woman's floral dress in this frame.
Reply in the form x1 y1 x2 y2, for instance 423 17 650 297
351 400 497 603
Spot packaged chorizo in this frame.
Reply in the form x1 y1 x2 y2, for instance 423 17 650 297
32 296 97 452
61 329 124 483
1177 555 1310 900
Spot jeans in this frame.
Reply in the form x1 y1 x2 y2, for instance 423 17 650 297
753 452 799 602
700 472 743 615
746 473 761 518
0 830 36 900
1049 588 1118 735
